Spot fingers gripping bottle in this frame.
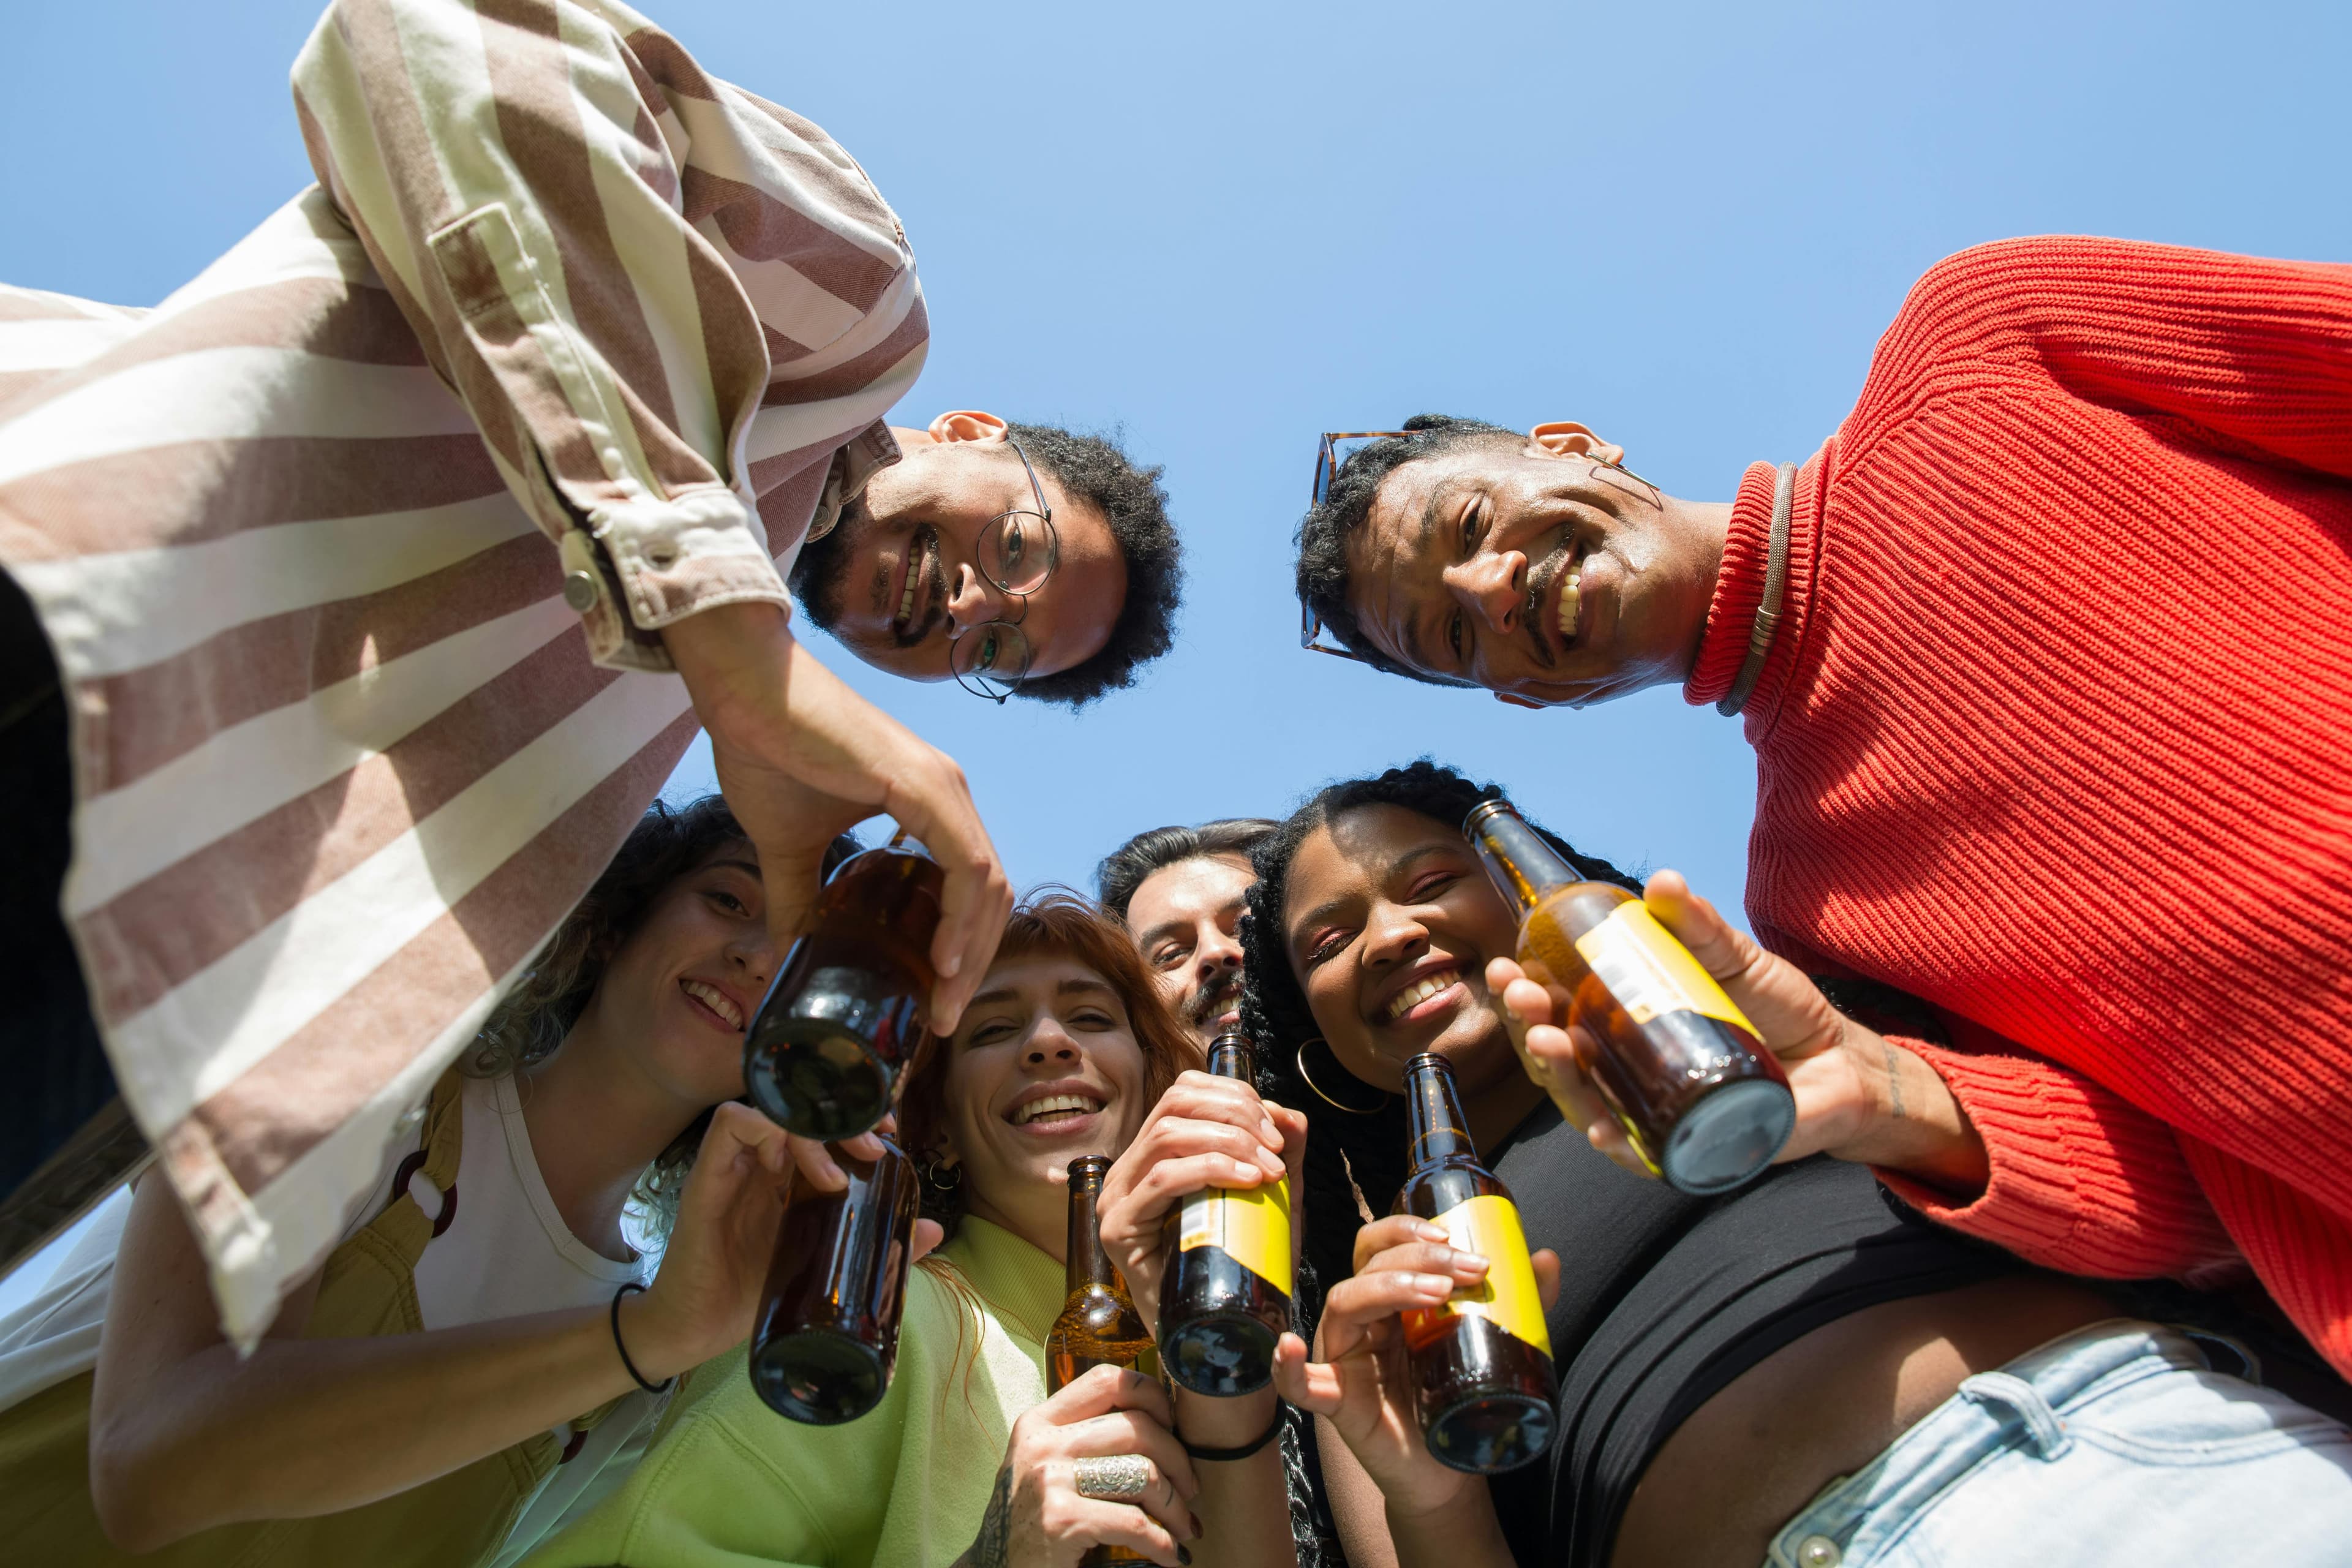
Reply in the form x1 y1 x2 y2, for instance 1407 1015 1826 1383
1046 1156 1161 1567
1159 1031 1293 1396
749 1134 921 1424
1395 1053 1557 1474
1464 799 1795 1196
742 840 943 1140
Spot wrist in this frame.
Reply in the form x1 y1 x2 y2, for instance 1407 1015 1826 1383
1834 1028 1990 1196
614 1287 703 1385
1172 1385 1277 1449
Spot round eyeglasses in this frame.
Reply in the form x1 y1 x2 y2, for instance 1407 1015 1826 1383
949 437 1060 703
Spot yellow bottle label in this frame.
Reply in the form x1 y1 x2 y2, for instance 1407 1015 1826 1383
1427 1193 1551 1358
1573 902 1757 1035
1177 1177 1292 1297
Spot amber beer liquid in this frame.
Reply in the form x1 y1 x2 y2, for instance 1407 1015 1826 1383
1159 1032 1292 1396
1464 799 1795 1196
743 841 942 1140
1046 1156 1160 1568
748 1134 920 1424
1395 1052 1557 1473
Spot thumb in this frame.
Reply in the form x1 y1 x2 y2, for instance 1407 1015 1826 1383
1531 1248 1561 1311
910 1218 945 1265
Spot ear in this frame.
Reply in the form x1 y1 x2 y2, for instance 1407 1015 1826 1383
1494 691 1549 711
1526 420 1626 467
926 410 1010 445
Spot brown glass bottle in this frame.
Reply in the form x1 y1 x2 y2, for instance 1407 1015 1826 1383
1159 1031 1292 1396
743 841 942 1140
1394 1052 1557 1474
748 1134 920 1424
1464 799 1795 1196
1047 1156 1161 1568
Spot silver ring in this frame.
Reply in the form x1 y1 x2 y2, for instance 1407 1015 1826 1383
1072 1454 1153 1502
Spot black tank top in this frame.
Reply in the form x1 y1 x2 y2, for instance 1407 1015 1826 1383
1479 1102 2018 1567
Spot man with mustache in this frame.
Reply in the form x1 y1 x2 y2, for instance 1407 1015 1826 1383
1291 236 2352 1387
1098 819 1274 1049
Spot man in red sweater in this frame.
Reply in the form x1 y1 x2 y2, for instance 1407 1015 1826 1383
1295 237 2352 1380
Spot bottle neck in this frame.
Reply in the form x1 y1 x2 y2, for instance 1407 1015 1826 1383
1063 1158 1117 1291
1465 802 1577 914
1207 1033 1257 1084
1403 1054 1479 1169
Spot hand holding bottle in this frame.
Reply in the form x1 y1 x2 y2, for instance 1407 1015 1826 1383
1493 871 1990 1196
1270 1214 1558 1551
1095 1070 1302 1331
957 1366 1202 1568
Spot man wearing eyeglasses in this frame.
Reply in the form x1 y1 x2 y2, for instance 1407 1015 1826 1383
790 412 1175 706
0 0 1176 1343
1291 237 2352 1387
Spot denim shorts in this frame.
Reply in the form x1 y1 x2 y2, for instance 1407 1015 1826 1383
1763 1317 2352 1567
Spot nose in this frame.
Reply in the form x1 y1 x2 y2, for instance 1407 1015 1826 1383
725 927 777 990
1447 549 1527 635
1361 898 1431 974
1194 921 1243 984
1023 1018 1081 1066
946 561 1011 634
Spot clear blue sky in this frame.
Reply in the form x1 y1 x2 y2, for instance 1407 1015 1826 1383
7 3 2350 921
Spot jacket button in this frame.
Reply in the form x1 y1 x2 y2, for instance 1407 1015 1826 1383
562 571 598 612
1795 1536 1841 1568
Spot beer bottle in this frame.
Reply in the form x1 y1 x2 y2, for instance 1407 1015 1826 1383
1464 799 1795 1196
1047 1156 1159 1568
1395 1052 1556 1474
748 1133 921 1424
744 840 943 1140
1159 1031 1292 1396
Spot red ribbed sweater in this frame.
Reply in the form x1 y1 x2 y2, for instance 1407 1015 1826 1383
1684 236 2352 1377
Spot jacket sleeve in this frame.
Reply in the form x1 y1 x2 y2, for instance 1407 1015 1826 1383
1950 235 2352 484
291 0 797 671
1875 1014 2242 1282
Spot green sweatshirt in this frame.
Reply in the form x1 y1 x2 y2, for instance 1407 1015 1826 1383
522 1219 1062 1568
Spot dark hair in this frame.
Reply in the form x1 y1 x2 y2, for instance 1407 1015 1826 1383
1235 761 1637 1332
1095 818 1279 922
468 796 858 1234
895 889 1202 1236
1295 413 1520 684
1003 421 1182 708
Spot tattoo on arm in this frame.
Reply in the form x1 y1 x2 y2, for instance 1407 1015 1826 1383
973 1463 1012 1568
1883 1041 1905 1121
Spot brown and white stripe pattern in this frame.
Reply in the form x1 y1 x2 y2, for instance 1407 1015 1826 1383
0 0 925 1344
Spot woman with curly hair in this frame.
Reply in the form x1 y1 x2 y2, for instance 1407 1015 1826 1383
1242 762 2352 1568
527 890 1306 1568
0 797 873 1567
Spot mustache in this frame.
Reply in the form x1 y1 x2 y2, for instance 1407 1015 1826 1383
1521 539 1570 671
1188 971 1244 1026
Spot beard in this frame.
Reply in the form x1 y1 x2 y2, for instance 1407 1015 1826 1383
786 494 865 634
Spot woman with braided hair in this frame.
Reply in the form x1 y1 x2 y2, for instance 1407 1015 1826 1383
1239 761 2352 1568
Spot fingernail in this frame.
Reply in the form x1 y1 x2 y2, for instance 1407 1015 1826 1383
1259 1118 1280 1145
1457 1253 1491 1275
940 954 962 978
1415 1273 1455 1294
1415 1221 1449 1242
1178 1547 1194 1566
1192 1512 1205 1539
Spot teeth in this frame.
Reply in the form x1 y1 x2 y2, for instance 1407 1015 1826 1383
1556 567 1581 638
897 560 917 625
682 979 743 1030
1383 969 1460 1023
1014 1093 1103 1126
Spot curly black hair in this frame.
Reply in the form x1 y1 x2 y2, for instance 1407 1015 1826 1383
1006 421 1181 708
1235 760 1638 1334
1295 414 1520 685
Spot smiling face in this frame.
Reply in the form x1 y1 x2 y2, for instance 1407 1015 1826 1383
1281 804 1529 1113
793 416 1127 688
931 954 1152 1251
1126 853 1256 1048
567 843 776 1118
1342 437 1719 706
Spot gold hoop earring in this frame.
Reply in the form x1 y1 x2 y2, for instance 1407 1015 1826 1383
1587 456 1661 510
1295 1038 1388 1116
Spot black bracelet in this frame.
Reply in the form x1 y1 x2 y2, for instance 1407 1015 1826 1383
1180 1400 1286 1461
611 1282 675 1394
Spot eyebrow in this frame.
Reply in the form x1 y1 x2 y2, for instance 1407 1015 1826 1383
1132 918 1191 954
965 975 1121 1009
704 858 761 880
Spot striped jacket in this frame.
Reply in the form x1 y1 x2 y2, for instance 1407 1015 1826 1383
0 0 926 1345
